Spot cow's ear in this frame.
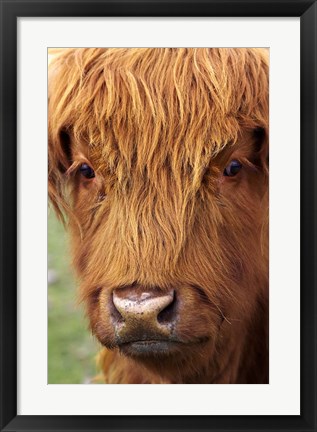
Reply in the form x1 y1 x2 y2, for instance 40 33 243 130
48 51 80 223
253 127 269 176
57 130 73 173
48 129 73 223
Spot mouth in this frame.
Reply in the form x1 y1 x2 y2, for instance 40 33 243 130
119 340 184 356
118 338 209 357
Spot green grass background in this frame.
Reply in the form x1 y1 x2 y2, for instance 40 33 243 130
48 210 99 383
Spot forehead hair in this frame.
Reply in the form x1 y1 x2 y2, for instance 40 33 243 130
48 48 269 287
48 48 269 174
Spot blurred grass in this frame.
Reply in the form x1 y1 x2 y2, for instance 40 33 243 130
48 210 99 383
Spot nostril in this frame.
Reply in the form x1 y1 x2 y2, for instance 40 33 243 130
157 291 177 325
110 294 125 325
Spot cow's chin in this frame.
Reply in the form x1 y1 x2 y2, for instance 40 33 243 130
96 330 215 382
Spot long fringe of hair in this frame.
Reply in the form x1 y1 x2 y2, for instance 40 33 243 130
48 48 269 220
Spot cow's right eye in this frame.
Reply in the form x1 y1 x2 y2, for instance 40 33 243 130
79 163 95 179
223 160 242 177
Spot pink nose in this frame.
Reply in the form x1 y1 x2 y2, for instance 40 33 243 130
111 286 176 339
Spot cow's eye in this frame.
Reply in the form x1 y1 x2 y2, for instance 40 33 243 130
79 163 95 179
224 160 242 177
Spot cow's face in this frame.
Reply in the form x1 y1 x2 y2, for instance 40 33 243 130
48 48 269 382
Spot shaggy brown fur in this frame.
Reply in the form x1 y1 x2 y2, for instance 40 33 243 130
48 48 269 384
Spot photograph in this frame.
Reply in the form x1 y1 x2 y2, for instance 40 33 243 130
1 0 316 429
48 47 269 384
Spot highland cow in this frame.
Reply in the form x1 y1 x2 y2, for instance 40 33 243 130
48 48 269 384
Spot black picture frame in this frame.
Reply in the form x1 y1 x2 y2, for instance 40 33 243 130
0 1 316 431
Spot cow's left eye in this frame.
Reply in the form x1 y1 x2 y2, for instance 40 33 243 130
224 160 242 177
79 163 95 179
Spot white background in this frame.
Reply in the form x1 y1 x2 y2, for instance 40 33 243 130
17 17 300 415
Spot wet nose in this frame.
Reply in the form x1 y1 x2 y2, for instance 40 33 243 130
111 286 176 338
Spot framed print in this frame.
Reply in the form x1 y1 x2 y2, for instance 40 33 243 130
0 0 316 431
